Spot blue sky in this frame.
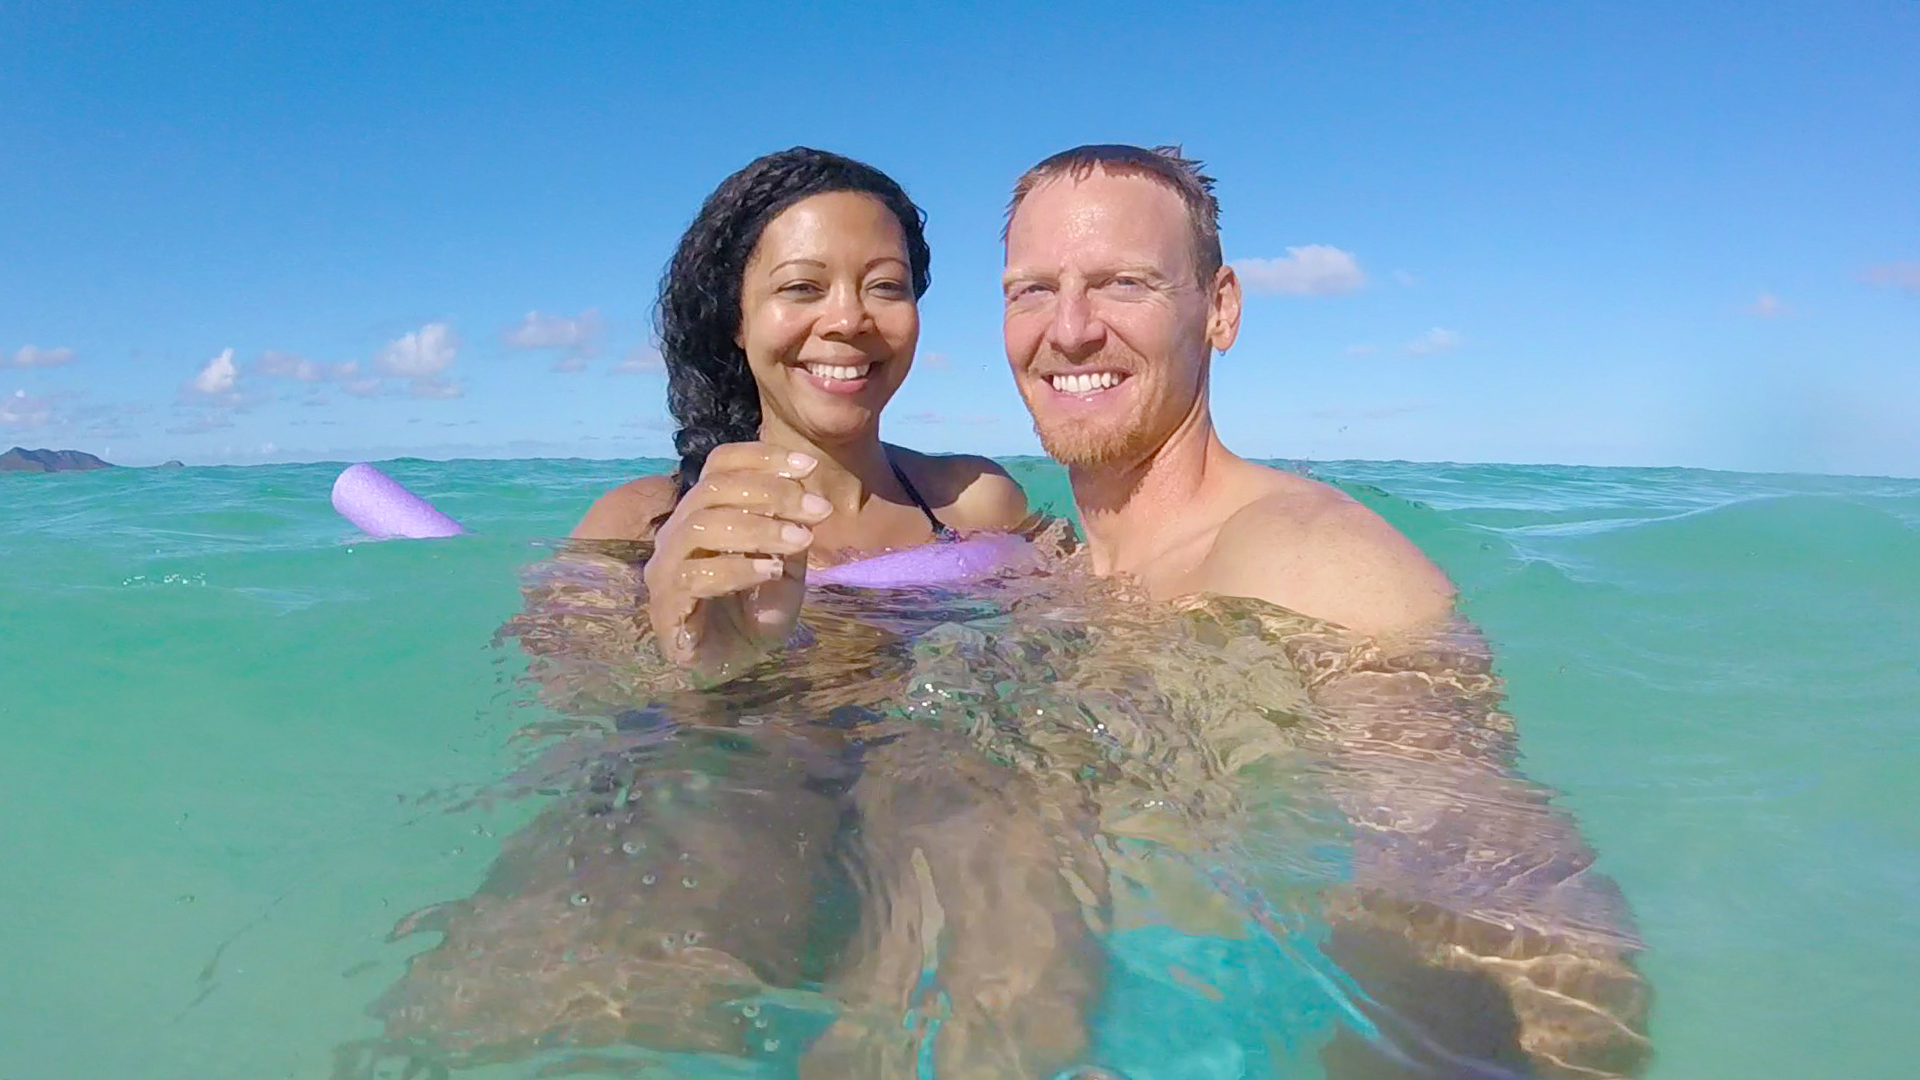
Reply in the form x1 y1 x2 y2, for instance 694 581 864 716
4 0 1917 476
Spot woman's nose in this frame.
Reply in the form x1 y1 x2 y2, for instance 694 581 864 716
818 285 869 338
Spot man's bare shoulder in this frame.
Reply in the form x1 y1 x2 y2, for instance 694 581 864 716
1199 466 1456 638
888 446 1031 531
573 474 677 541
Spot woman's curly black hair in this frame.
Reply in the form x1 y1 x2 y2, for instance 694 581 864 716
657 147 932 498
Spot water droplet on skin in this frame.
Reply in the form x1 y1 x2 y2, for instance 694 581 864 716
754 1016 769 1029
621 840 642 855
741 1004 761 1018
177 894 195 905
659 934 677 952
683 930 703 945
762 1038 780 1052
641 873 657 886
570 891 590 906
681 876 697 889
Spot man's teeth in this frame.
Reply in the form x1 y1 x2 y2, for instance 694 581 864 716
1049 371 1123 394
805 362 872 381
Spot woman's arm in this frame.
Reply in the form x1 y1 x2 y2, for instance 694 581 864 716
573 474 677 541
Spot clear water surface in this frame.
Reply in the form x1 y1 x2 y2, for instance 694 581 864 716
2 457 1915 1079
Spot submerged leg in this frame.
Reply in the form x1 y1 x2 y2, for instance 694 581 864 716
372 727 849 1067
801 730 1109 1080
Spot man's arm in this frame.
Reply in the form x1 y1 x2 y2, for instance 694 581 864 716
1200 489 1456 640
1201 495 1652 1077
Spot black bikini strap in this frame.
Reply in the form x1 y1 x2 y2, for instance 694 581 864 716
887 453 957 540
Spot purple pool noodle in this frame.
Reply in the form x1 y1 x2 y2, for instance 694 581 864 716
809 532 1032 589
330 463 464 540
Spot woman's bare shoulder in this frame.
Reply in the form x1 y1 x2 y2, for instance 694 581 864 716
889 446 1029 531
573 474 678 541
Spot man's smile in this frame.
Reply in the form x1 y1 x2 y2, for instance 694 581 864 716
1046 370 1128 395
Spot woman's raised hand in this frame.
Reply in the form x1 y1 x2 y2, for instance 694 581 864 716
643 442 831 679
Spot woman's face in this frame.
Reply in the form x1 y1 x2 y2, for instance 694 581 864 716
738 191 919 446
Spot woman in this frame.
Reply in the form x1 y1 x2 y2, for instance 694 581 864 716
428 148 1089 1077
575 147 1032 681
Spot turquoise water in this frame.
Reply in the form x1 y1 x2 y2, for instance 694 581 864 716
3 457 1916 1078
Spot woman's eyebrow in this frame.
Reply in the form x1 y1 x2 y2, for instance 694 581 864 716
767 258 827 274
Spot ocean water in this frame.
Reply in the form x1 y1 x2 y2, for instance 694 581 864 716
2 456 1916 1079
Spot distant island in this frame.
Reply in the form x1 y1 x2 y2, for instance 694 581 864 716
1 446 116 472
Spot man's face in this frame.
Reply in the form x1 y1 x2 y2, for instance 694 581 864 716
1002 170 1235 468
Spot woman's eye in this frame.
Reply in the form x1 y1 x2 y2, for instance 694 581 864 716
778 281 822 297
870 280 909 297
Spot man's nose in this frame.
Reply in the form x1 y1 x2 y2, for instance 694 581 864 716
1046 285 1104 359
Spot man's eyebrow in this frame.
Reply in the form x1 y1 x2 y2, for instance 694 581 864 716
1100 264 1171 280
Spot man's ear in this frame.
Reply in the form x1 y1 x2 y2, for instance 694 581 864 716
1208 264 1242 353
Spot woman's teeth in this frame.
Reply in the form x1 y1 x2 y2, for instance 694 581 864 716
805 362 872 381
1049 371 1123 394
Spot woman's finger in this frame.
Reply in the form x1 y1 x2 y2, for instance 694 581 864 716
679 470 831 523
701 441 818 481
676 554 786 600
677 506 816 558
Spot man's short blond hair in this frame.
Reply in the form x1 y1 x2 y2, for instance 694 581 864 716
1004 143 1223 281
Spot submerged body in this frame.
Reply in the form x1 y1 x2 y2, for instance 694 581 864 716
359 535 1651 1079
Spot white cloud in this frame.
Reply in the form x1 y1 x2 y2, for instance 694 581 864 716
1405 327 1464 356
551 355 591 374
408 376 463 399
504 309 603 356
254 350 323 381
166 413 237 435
1233 246 1368 296
1748 292 1787 318
376 322 457 379
9 344 76 368
897 410 997 425
1391 270 1418 288
2 389 54 427
187 348 240 396
1861 262 1920 295
612 346 664 375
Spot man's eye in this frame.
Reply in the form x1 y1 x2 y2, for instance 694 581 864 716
1008 282 1053 301
1110 276 1146 290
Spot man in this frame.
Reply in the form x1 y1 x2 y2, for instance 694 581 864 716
1001 144 1652 1079
1000 143 1451 638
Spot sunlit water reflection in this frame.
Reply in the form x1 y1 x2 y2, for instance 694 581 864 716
337 524 1650 1080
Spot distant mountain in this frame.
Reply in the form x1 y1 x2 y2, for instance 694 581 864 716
0 446 117 472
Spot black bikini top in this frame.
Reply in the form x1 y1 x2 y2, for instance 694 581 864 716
887 452 958 541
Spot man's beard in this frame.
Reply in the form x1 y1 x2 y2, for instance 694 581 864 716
1032 415 1145 468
